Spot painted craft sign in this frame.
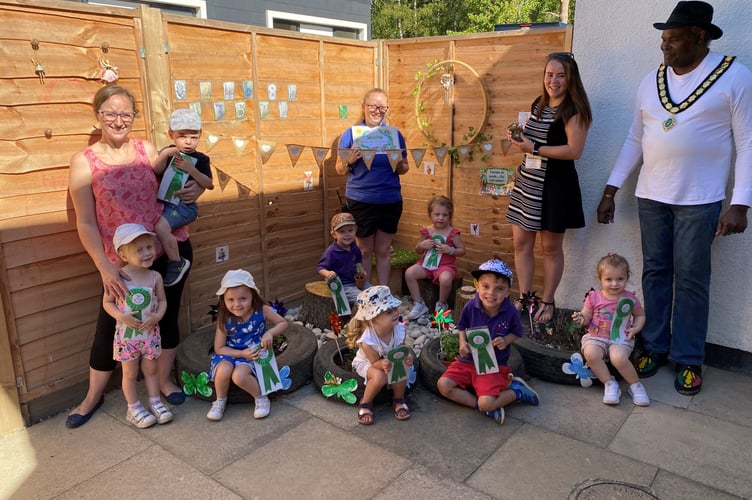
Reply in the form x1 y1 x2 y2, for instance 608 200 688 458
421 234 445 270
158 154 197 204
351 126 400 151
327 277 351 316
466 327 499 375
386 345 411 384
251 346 285 395
480 168 515 196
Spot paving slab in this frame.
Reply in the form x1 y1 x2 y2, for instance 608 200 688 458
374 463 494 499
688 367 752 428
637 365 695 409
509 378 632 448
212 417 411 499
609 402 752 498
650 469 746 500
0 409 148 500
352 386 522 482
56 445 241 500
467 424 657 500
278 383 360 431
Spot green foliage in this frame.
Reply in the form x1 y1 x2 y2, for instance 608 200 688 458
372 0 575 39
439 331 460 361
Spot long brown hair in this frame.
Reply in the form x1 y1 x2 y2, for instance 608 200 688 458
216 285 266 334
536 53 592 128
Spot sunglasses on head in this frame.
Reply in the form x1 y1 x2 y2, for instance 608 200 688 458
549 51 575 60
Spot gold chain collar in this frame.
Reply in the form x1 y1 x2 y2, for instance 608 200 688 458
657 55 735 114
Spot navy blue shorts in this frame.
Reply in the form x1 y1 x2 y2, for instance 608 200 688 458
346 199 402 237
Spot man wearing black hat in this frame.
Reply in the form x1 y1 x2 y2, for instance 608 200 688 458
596 1 752 395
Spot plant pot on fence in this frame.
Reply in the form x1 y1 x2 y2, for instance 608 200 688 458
418 336 526 397
312 337 417 405
176 321 318 403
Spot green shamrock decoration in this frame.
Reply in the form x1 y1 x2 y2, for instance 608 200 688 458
320 371 358 404
181 370 213 398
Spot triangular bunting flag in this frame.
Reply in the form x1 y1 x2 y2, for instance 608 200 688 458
205 133 220 152
361 150 376 170
481 141 495 156
410 148 426 169
501 139 512 156
286 144 304 167
217 169 231 191
385 149 402 172
456 145 470 163
236 183 251 198
258 140 276 164
311 147 329 169
434 146 448 167
232 136 249 157
338 148 353 166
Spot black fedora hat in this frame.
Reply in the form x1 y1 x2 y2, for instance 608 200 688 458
654 1 723 39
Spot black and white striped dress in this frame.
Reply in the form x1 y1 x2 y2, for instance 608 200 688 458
506 105 557 231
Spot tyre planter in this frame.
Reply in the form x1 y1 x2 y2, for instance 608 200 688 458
175 321 318 403
312 337 417 405
418 336 526 397
514 334 579 385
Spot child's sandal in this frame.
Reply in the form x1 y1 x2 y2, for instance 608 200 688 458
357 403 374 425
392 399 411 421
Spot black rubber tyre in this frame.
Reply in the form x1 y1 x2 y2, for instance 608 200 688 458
312 337 416 405
418 336 526 397
175 321 318 403
514 335 579 385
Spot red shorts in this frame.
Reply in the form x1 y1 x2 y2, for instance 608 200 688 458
423 265 457 285
440 360 512 397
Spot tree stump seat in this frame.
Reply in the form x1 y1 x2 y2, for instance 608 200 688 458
299 281 339 330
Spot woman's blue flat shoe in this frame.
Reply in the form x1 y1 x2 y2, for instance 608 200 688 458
65 395 104 429
164 391 186 405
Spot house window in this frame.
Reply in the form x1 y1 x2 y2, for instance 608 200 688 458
83 0 207 18
267 10 366 40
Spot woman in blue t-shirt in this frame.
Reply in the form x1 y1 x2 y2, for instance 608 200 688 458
336 88 409 288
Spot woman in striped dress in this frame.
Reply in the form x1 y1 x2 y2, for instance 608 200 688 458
506 52 592 323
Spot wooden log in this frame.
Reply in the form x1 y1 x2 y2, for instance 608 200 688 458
418 278 464 312
454 285 477 315
299 281 339 330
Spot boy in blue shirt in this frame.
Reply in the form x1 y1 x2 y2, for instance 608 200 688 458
317 213 368 304
437 258 539 424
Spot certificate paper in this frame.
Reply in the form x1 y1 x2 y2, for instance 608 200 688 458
351 126 400 151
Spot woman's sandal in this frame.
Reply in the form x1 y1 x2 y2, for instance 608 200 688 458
393 399 411 421
357 403 374 425
534 301 555 324
513 297 525 312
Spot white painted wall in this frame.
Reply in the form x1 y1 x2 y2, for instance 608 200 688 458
562 0 752 352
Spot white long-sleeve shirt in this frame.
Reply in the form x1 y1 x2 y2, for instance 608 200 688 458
607 51 752 207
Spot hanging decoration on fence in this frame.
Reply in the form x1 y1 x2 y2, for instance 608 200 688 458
311 147 328 169
30 39 46 85
213 166 254 198
99 42 119 84
286 144 304 167
258 140 276 164
361 150 376 170
410 148 426 169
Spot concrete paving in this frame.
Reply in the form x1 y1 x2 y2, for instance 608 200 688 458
1 364 750 500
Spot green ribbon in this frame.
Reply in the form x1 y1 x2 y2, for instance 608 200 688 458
255 347 281 392
164 163 187 201
610 298 634 342
123 287 151 339
327 278 349 315
466 328 496 374
386 346 410 384
423 234 445 269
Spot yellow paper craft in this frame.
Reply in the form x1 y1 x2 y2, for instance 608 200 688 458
258 140 277 164
410 148 426 169
434 146 448 167
286 144 304 167
385 149 403 172
361 150 376 170
311 147 329 169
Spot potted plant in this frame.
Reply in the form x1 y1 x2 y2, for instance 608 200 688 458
438 330 460 366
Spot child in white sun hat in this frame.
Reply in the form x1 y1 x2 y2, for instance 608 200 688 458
345 286 413 425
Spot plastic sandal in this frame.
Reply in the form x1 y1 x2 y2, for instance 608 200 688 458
392 398 411 421
535 300 555 324
357 403 374 425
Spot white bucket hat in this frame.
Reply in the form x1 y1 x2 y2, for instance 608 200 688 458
113 223 155 250
216 269 259 295
354 285 402 321
170 108 202 131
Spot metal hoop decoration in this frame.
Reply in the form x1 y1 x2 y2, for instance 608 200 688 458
413 59 489 145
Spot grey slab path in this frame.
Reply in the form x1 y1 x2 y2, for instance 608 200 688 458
2 364 750 500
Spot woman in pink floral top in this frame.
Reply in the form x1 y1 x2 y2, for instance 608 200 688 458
66 85 203 428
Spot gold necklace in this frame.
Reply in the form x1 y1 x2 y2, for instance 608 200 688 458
656 55 734 132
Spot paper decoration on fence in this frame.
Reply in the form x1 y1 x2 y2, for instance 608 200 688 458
466 327 499 375
251 345 286 395
327 277 351 316
561 353 595 387
434 146 448 166
216 168 231 191
303 171 313 191
481 141 495 156
236 183 251 198
181 370 213 397
30 39 45 85
321 371 358 404
258 140 276 164
410 148 426 169
386 345 410 384
311 147 328 169
386 149 403 172
501 139 512 156
337 148 353 167
361 150 376 170
422 234 445 270
99 57 119 83
456 145 470 163
233 136 249 157
286 144 304 167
